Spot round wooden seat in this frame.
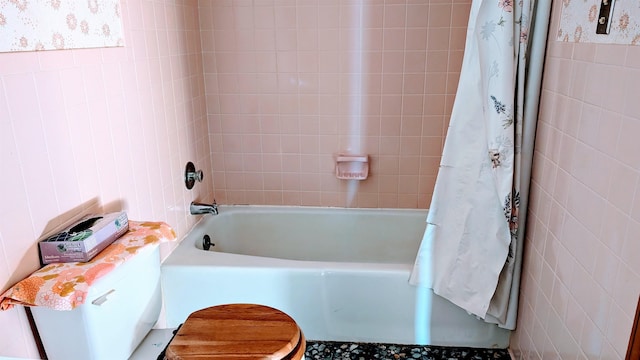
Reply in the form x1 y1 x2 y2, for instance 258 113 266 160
165 304 306 360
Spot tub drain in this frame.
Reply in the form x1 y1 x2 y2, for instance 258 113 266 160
202 234 214 251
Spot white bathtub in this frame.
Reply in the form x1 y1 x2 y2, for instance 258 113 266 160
160 205 510 348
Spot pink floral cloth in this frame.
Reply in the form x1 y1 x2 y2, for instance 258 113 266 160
0 221 176 311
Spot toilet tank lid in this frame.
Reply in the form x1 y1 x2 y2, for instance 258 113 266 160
0 221 176 311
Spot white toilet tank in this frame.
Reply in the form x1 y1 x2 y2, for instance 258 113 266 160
30 244 162 360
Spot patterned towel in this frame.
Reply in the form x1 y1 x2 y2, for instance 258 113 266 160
0 221 176 311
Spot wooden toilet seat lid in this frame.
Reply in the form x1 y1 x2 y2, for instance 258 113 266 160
165 303 304 360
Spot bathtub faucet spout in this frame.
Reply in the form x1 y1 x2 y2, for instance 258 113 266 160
190 200 219 215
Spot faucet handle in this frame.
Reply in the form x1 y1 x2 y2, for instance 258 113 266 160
184 162 203 190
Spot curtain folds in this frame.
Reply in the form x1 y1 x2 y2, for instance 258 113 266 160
409 0 551 329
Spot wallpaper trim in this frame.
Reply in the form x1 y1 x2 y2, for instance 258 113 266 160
0 0 124 52
558 0 640 45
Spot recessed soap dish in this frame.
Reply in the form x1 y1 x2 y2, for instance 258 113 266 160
335 154 369 180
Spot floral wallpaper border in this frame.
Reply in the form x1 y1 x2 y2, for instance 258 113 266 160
558 0 640 45
0 0 124 53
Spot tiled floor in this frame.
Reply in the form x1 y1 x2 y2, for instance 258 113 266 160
305 341 511 360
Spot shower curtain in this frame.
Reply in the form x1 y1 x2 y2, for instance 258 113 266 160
409 0 551 329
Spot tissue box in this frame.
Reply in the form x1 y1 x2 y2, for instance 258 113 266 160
38 212 129 264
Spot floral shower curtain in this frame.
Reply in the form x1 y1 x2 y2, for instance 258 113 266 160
409 0 549 328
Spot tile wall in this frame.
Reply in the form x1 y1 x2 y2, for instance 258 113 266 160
0 0 210 358
200 0 471 208
511 1 640 359
0 0 472 357
13 1 632 359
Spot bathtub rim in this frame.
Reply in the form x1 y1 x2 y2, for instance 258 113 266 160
163 204 428 271
193 204 429 218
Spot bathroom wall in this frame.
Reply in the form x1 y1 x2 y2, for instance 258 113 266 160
0 0 211 358
199 0 471 208
511 1 640 359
